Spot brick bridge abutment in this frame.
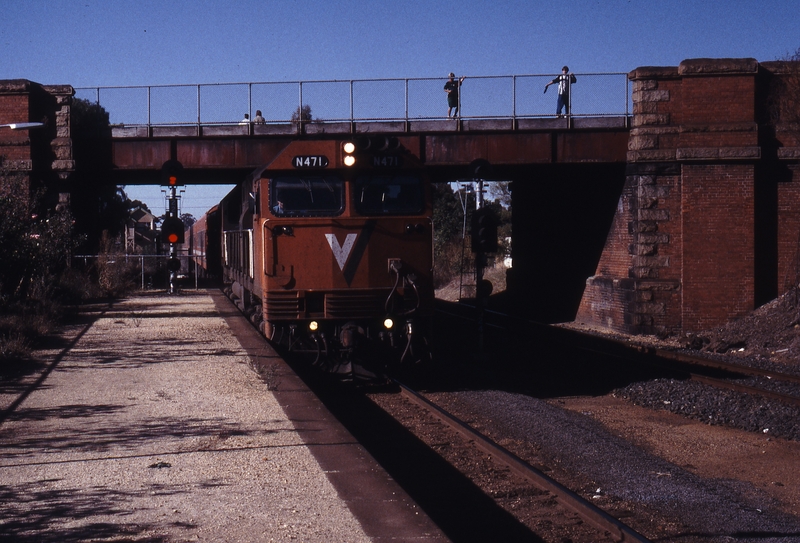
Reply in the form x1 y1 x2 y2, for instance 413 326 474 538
576 58 800 336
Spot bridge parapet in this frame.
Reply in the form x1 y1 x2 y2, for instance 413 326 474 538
110 116 629 139
75 73 631 132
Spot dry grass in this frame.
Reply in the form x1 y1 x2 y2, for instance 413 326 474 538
435 264 509 302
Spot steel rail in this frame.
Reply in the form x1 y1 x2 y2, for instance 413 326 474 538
393 380 652 543
687 373 800 407
651 348 800 385
440 302 800 406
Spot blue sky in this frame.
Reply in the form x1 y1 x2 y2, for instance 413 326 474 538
2 0 799 217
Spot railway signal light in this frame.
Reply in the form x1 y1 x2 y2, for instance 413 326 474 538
167 257 181 272
161 159 185 186
471 206 499 253
470 158 492 180
161 216 185 244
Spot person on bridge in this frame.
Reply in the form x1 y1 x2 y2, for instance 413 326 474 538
544 66 576 117
239 113 250 125
444 73 465 118
254 110 265 124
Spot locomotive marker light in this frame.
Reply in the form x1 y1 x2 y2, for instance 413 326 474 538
342 141 356 166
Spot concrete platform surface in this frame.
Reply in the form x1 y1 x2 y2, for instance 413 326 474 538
0 290 447 542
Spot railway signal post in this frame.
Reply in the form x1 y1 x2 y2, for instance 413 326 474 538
161 160 185 294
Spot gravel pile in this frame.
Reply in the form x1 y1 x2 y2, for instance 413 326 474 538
615 378 800 441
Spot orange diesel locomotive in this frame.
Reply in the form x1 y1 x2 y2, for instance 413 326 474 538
220 137 434 375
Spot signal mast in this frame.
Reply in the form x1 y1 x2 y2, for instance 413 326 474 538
160 160 185 294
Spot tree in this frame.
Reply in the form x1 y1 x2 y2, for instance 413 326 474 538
180 213 196 228
0 191 80 303
291 104 313 129
432 183 468 287
484 182 512 257
68 98 129 254
487 181 512 209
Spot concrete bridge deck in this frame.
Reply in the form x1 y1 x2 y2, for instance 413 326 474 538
110 117 631 185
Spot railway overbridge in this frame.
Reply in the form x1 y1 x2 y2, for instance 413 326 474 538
3 58 800 337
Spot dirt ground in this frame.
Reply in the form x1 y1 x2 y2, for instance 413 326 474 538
555 395 800 522
435 282 800 531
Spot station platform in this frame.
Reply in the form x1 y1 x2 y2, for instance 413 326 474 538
0 290 448 542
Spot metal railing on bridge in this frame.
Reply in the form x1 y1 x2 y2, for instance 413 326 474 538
75 73 630 132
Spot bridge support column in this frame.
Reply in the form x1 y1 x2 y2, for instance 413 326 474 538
577 163 682 335
577 58 773 336
0 79 74 204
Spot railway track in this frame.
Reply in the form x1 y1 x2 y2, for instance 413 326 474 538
390 380 652 543
438 300 800 410
242 296 800 540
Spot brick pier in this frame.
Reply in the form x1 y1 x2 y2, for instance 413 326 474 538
577 58 800 335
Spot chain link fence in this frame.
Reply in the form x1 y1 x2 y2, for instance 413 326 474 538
75 73 630 127
73 253 196 291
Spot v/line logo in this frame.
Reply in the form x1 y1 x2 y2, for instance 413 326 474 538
321 222 376 286
325 233 358 271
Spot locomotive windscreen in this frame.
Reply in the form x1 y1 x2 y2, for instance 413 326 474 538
270 176 344 216
355 175 424 215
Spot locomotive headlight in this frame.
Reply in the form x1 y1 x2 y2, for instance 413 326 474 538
308 321 319 332
383 317 394 330
342 141 356 166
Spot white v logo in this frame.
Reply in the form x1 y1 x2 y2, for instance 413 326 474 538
325 233 358 271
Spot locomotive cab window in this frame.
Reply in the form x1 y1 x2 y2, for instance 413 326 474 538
354 175 424 215
270 176 344 216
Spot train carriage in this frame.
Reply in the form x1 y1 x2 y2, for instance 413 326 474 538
186 205 222 282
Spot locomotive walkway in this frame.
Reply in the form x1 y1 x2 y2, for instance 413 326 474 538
0 290 447 542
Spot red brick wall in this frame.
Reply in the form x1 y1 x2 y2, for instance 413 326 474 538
593 179 633 279
680 76 755 125
1 80 74 202
0 91 29 124
777 164 800 294
681 164 755 329
0 92 32 162
578 59 772 336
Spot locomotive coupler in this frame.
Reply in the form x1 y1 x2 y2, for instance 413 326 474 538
340 322 365 350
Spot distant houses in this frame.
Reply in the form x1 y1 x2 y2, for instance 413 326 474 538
126 206 158 253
